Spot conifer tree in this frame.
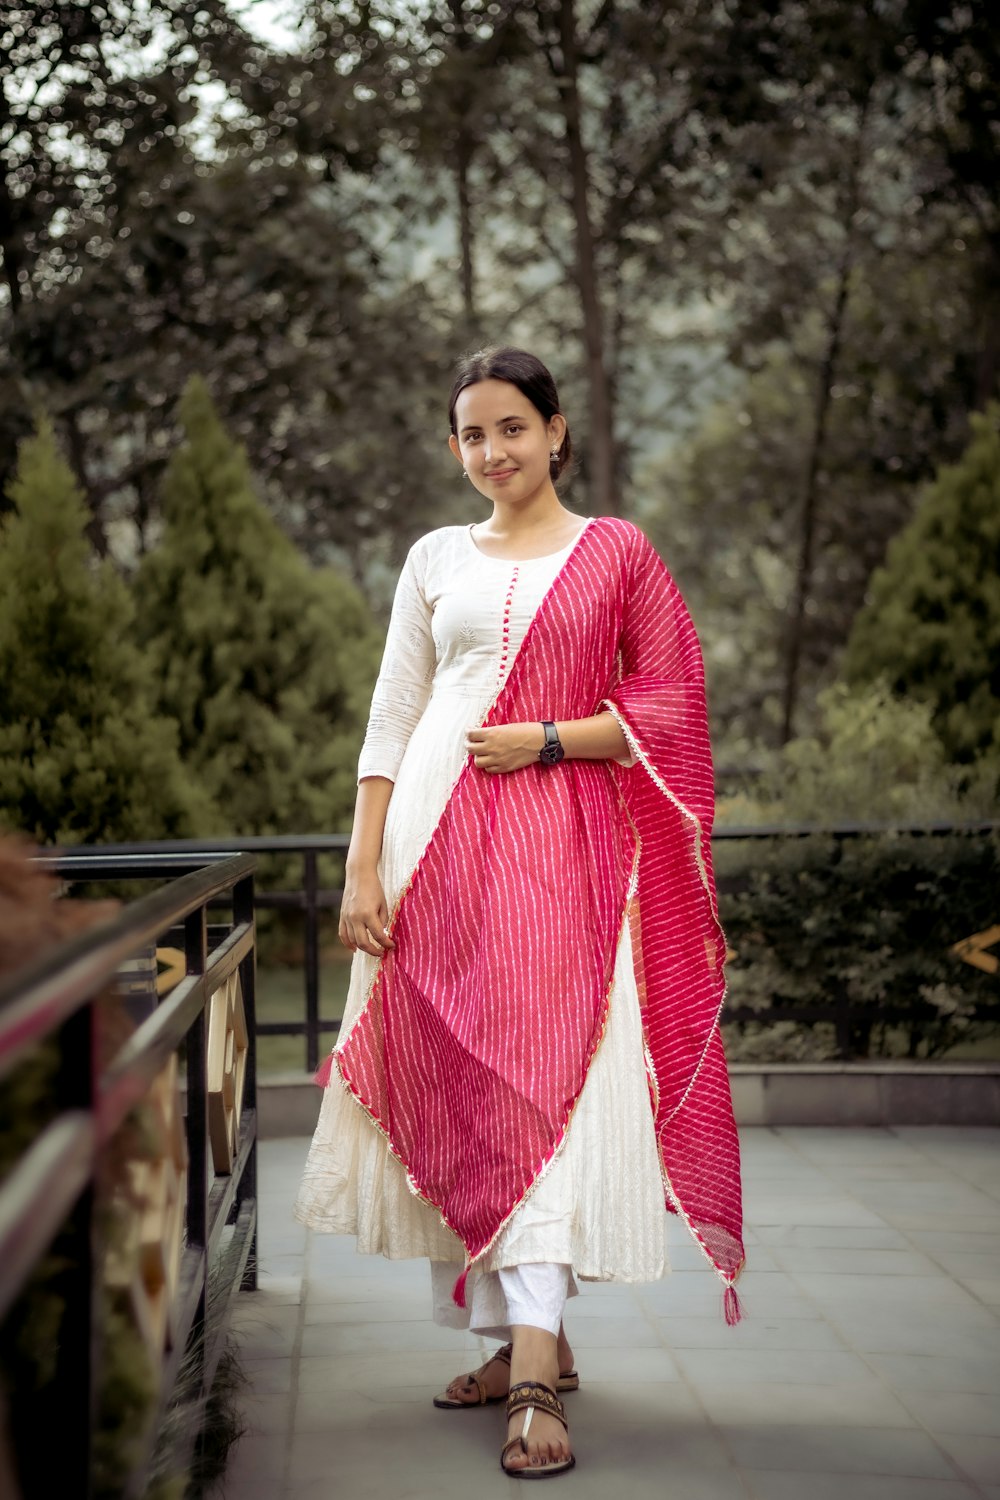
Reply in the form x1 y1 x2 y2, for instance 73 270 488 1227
136 378 381 836
843 405 1000 763
0 418 215 843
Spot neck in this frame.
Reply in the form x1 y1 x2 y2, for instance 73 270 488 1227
483 487 567 537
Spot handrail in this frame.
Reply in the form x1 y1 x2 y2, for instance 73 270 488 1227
0 852 259 1499
0 853 256 1081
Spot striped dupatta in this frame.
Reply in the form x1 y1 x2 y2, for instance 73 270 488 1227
326 516 746 1322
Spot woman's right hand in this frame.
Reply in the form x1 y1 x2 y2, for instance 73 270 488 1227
339 866 396 957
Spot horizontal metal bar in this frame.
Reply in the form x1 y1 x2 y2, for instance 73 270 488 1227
713 819 999 839
256 1019 341 1036
0 854 256 1081
45 835 351 858
0 1114 95 1322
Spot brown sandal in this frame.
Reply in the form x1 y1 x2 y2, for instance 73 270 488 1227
433 1344 579 1409
500 1380 575 1479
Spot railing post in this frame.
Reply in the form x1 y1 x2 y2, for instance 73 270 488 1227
51 1002 99 1500
184 902 209 1420
304 851 320 1074
234 874 258 1292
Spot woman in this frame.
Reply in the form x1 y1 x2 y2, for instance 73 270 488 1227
295 347 745 1479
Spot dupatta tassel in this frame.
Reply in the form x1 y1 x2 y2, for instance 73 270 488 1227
452 1263 471 1309
313 1053 335 1089
723 1283 745 1326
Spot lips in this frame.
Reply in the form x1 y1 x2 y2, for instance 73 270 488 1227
486 468 518 479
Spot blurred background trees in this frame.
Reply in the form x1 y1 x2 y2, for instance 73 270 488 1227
1 0 997 814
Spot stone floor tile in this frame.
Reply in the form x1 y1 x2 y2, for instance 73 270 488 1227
898 1392 1000 1438
717 1422 957 1477
695 1379 917 1428
230 1302 301 1360
827 1308 1000 1359
240 1391 293 1436
753 1225 911 1250
865 1352 1000 1395
305 1273 431 1304
302 1294 438 1324
240 1356 295 1395
743 1470 981 1500
960 1280 1000 1308
296 1349 489 1391
300 1318 481 1357
789 1273 984 1309
557 1315 663 1349
931 1433 1000 1485
657 1315 847 1351
674 1347 880 1387
214 1429 287 1487
771 1247 939 1275
749 1196 889 1227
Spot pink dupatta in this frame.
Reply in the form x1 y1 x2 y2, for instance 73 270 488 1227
322 516 746 1322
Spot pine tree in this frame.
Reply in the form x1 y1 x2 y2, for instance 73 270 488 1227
843 404 1000 763
0 418 215 843
136 378 381 836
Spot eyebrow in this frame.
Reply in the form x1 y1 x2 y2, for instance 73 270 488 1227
460 414 528 435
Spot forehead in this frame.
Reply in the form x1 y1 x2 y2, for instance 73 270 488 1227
454 378 537 428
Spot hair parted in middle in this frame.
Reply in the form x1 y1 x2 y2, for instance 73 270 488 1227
448 346 573 482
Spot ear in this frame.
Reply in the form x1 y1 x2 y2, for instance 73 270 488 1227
547 413 567 449
448 434 464 466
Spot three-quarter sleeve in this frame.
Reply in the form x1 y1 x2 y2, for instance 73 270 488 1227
356 542 437 783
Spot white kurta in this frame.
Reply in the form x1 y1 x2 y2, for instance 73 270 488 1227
294 521 670 1308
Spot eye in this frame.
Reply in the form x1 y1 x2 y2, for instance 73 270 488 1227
504 424 523 436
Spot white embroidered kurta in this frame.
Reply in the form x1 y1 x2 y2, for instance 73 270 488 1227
294 521 670 1291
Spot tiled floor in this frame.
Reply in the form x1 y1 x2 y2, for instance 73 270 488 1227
215 1128 1000 1500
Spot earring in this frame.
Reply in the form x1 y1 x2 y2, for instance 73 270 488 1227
550 449 559 462
463 468 470 480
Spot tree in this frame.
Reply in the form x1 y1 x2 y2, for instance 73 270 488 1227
135 377 382 837
842 404 1000 765
0 416 213 843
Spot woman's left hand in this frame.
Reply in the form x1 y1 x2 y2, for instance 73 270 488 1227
466 722 546 773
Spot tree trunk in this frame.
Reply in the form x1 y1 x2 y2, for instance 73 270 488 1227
455 135 476 332
780 95 870 744
556 0 617 515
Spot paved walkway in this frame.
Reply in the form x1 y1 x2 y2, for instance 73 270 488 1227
216 1127 1000 1500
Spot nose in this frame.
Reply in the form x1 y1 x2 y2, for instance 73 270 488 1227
483 433 507 465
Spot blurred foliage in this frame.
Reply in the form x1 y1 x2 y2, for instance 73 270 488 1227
715 676 998 1062
0 0 997 743
0 418 216 844
843 404 1000 765
135 377 382 841
719 827 999 1061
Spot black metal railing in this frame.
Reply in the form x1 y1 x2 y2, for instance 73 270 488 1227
52 836 347 1075
0 852 258 1500
48 820 1000 1071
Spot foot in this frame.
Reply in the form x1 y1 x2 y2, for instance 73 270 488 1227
439 1326 576 1408
503 1327 573 1474
439 1344 512 1406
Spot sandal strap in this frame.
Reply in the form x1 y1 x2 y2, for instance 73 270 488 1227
505 1379 568 1432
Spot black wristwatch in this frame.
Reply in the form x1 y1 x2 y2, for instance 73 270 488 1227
538 721 565 765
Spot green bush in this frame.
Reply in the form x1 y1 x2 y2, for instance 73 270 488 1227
0 417 216 843
135 378 381 845
843 402 1000 765
719 828 999 1061
715 679 998 1061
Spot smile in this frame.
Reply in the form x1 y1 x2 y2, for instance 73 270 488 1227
486 468 518 480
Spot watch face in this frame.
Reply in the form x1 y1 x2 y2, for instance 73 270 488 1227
539 742 565 765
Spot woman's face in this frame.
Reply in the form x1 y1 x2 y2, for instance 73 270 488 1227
449 378 566 506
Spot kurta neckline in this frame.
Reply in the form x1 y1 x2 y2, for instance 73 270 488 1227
465 517 592 565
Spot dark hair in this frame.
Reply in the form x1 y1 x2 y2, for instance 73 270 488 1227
448 346 573 481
